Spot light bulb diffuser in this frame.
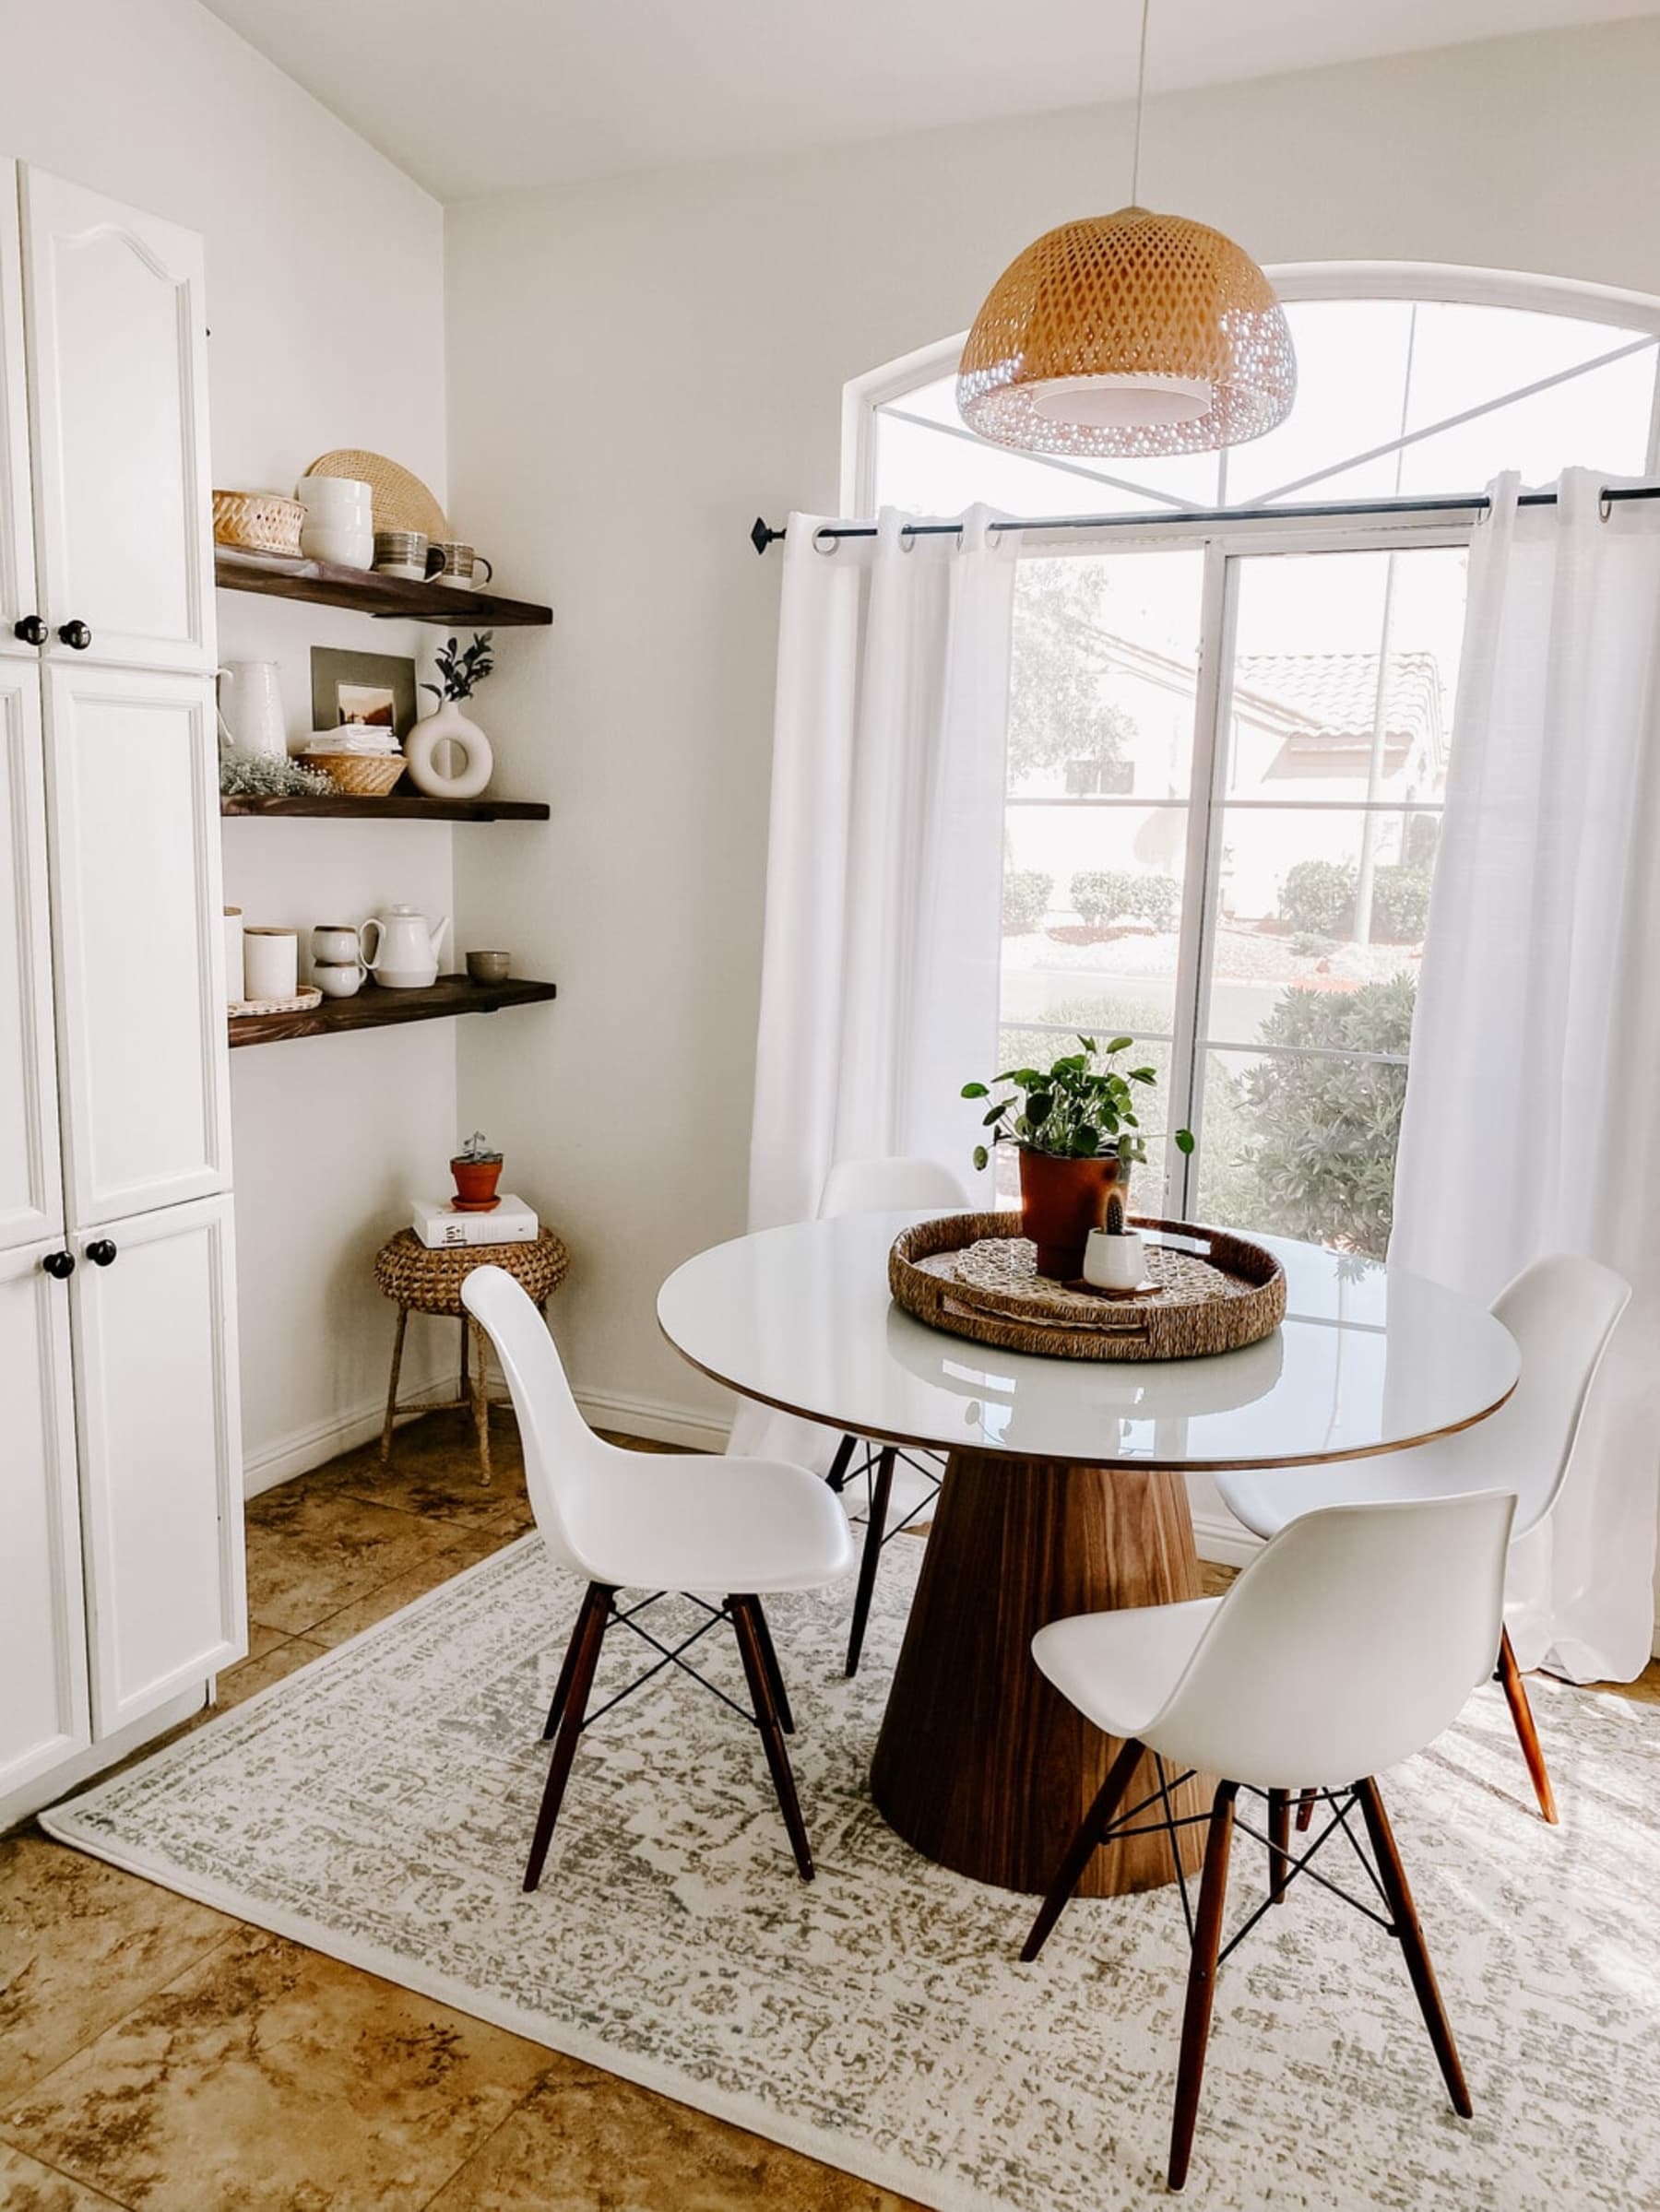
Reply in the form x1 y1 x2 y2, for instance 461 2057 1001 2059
957 205 1296 458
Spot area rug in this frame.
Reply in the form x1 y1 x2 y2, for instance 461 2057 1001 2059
42 1533 1660 2210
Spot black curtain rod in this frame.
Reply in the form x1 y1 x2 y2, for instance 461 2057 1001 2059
749 483 1660 554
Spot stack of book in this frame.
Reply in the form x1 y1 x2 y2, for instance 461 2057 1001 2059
410 1195 540 1249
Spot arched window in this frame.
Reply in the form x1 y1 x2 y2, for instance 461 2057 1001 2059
857 269 1660 1254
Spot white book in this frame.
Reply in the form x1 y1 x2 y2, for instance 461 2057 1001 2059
410 1193 540 1249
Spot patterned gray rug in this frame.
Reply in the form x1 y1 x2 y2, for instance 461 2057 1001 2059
42 1534 1660 2209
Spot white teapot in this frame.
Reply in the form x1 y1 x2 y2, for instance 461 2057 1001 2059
361 905 449 989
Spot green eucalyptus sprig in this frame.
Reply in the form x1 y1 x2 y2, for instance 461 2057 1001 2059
963 1034 1195 1174
422 633 494 704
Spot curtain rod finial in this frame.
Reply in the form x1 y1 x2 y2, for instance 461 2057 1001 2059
752 516 785 555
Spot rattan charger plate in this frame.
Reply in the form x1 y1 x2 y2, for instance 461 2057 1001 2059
889 1211 1286 1362
302 450 448 541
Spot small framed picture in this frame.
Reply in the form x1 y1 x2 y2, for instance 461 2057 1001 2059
310 648 417 739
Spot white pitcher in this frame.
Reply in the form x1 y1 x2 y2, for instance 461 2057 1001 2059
361 905 449 989
217 660 286 760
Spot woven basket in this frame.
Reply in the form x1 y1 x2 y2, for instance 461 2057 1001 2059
374 1227 570 1318
212 489 305 556
306 751 406 797
890 1211 1286 1362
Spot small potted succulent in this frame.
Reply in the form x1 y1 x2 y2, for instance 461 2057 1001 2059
450 1130 504 1212
962 1035 1192 1281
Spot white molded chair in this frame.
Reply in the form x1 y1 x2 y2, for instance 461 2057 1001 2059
818 1154 970 1674
1024 1490 1517 2193
1215 1255 1630 1825
461 1266 855 1888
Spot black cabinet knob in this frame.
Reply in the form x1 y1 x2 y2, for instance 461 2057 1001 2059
57 619 92 650
85 1239 117 1267
13 614 47 645
42 1249 75 1279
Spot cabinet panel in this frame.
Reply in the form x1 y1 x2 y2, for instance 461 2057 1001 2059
45 663 231 1225
0 1240 89 1796
0 162 36 656
0 660 61 1248
21 167 212 672
75 1193 244 1734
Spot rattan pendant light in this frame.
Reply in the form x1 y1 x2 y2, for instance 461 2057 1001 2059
957 0 1295 458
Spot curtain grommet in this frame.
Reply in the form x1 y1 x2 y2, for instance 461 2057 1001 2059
812 526 840 556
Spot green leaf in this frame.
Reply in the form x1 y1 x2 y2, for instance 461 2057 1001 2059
961 1081 989 1099
1026 1092 1053 1125
1071 1126 1099 1156
972 1144 990 1172
1106 1035 1133 1056
982 1104 1006 1126
1174 1128 1196 1154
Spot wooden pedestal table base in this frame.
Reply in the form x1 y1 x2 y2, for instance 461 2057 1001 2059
871 1451 1208 1896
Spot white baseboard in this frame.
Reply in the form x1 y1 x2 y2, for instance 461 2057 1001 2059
1190 1507 1263 1570
242 1364 452 1497
573 1384 732 1453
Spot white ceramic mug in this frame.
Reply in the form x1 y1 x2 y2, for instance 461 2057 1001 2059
243 926 298 1001
1084 1227 1148 1293
297 479 374 569
313 961 365 999
311 924 361 964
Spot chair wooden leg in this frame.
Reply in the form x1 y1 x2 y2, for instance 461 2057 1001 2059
1495 1626 1559 1825
469 1317 492 1483
1354 1777 1472 2120
1267 1788 1291 1905
731 1594 814 1879
523 1583 612 1893
1295 1787 1317 1832
1168 1780 1239 2193
379 1306 409 1464
1021 1736 1145 1962
540 1597 593 1741
825 1432 859 1495
749 1596 794 1734
845 1446 895 1677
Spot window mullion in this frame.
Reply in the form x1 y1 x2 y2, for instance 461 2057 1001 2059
1168 538 1236 1221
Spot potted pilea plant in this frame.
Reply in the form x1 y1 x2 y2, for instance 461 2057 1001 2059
450 1130 504 1212
962 1035 1193 1281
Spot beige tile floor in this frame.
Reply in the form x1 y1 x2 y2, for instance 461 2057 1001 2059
4 1409 1654 2209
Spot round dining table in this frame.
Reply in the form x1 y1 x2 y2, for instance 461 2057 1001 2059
657 1214 1519 1899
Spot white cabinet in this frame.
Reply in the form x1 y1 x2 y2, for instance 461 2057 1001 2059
44 663 231 1226
0 161 34 657
74 1196 244 1733
0 657 60 1249
20 167 213 673
0 161 240 1823
0 1239 88 1799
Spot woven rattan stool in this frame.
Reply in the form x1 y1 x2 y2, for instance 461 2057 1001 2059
373 1227 570 1482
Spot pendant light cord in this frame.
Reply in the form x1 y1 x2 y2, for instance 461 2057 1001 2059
1129 0 1152 206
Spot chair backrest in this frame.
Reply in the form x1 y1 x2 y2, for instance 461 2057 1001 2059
1146 1491 1516 1790
1449 1255 1630 1536
819 1154 969 1220
461 1264 613 1574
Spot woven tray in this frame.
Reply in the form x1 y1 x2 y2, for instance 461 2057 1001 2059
227 984 323 1018
889 1211 1286 1362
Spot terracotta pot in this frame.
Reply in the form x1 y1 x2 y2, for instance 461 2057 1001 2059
1017 1147 1125 1281
450 1155 503 1210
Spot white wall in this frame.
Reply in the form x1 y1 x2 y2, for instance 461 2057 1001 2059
445 17 1660 1451
0 0 457 1482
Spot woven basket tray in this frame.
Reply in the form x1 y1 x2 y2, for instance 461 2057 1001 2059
889 1212 1286 1362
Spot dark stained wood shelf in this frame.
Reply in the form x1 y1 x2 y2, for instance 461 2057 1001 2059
220 793 550 822
214 547 552 626
229 974 557 1048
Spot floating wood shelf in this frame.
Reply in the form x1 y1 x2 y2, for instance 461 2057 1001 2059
220 793 550 822
214 547 552 626
229 975 557 1048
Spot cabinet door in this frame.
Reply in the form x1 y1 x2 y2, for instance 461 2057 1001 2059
0 162 37 657
20 167 212 673
44 663 231 1227
74 1193 244 1735
0 1239 89 1797
0 658 62 1250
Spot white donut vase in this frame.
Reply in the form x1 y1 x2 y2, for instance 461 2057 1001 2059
406 704 493 799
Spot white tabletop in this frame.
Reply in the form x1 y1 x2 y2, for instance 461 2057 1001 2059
657 1214 1519 1471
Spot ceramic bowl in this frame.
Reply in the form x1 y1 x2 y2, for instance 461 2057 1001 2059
466 950 511 985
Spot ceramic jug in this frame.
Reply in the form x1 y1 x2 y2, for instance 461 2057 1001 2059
216 660 285 760
361 905 449 989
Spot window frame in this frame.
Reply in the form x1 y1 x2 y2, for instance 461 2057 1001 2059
855 266 1660 1237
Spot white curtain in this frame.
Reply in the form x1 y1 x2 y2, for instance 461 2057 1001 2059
733 506 1016 1461
1392 468 1660 1681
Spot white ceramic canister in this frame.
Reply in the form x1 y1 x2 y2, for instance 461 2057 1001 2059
223 906 244 1003
243 926 299 1001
